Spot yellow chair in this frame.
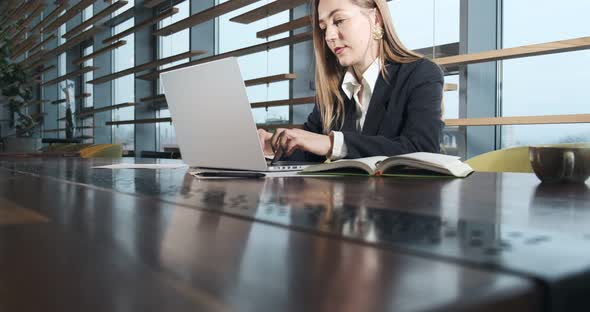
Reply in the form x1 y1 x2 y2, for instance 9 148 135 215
465 146 533 173
79 144 122 158
465 143 590 173
46 143 93 153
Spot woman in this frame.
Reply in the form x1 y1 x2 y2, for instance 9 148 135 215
258 0 444 162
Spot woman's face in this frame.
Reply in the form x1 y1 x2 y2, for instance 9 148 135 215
318 0 379 70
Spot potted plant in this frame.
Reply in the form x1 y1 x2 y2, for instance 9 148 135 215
0 8 41 152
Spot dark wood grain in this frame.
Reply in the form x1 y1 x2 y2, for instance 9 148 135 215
0 159 543 312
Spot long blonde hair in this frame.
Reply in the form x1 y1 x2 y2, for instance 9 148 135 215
311 0 422 133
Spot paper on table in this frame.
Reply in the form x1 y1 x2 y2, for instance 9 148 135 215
93 163 188 169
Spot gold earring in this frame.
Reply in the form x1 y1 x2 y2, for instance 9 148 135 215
372 26 383 40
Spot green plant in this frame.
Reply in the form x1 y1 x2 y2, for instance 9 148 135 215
0 8 36 137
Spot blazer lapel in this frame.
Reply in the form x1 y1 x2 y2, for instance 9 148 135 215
340 95 358 131
361 67 395 135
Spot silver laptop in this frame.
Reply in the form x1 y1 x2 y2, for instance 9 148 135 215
160 57 312 172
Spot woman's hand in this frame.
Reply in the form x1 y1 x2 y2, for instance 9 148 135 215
270 128 333 157
257 128 274 157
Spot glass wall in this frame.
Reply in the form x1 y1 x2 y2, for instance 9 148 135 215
156 0 190 151
217 0 290 125
81 45 94 143
80 6 94 143
389 0 461 154
56 21 67 138
111 17 135 151
500 0 590 147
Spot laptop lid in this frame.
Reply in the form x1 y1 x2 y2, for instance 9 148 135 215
160 57 269 171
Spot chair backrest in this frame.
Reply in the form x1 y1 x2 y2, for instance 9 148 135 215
465 143 590 173
465 146 533 173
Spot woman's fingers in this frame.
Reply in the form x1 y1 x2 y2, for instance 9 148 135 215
270 128 286 153
257 129 274 155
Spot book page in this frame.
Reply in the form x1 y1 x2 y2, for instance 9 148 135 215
389 152 461 167
303 156 387 175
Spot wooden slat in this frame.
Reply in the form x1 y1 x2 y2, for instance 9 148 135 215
44 126 96 133
51 93 94 104
139 73 298 107
106 117 172 126
203 114 590 130
8 2 31 20
244 73 296 86
12 35 40 56
140 94 166 103
257 15 310 39
21 0 42 16
251 96 316 109
29 3 67 34
230 0 307 24
50 99 67 105
27 49 46 64
444 114 590 127
62 0 128 39
11 35 40 59
43 0 97 34
10 1 46 40
77 102 138 118
433 36 590 67
153 0 260 37
72 40 127 65
5 0 42 40
42 66 97 86
138 31 312 80
88 50 206 85
27 34 56 55
31 64 55 78
143 0 168 8
444 83 458 92
24 26 104 69
102 7 179 44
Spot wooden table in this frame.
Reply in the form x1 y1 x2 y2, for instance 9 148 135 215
1 157 589 311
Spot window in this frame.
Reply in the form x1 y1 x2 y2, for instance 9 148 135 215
81 45 94 143
112 17 135 151
56 21 67 138
500 0 590 147
80 6 94 143
389 0 460 154
156 0 190 151
217 0 291 125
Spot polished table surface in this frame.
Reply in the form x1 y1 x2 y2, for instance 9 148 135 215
1 157 590 311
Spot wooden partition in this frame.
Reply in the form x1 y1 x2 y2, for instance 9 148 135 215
21 1 590 142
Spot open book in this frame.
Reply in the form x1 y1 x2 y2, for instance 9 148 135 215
301 152 473 178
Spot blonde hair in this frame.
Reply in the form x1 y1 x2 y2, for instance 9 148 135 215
311 0 422 133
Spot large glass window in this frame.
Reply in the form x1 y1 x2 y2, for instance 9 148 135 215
81 45 94 143
217 0 290 125
156 0 190 151
389 0 460 154
112 18 135 151
56 21 67 138
389 0 460 51
501 0 590 147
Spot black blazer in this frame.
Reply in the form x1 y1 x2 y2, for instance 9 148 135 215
291 58 444 162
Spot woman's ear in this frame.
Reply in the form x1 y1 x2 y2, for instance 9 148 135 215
373 8 383 27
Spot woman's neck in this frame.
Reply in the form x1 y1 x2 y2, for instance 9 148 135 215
352 56 378 82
